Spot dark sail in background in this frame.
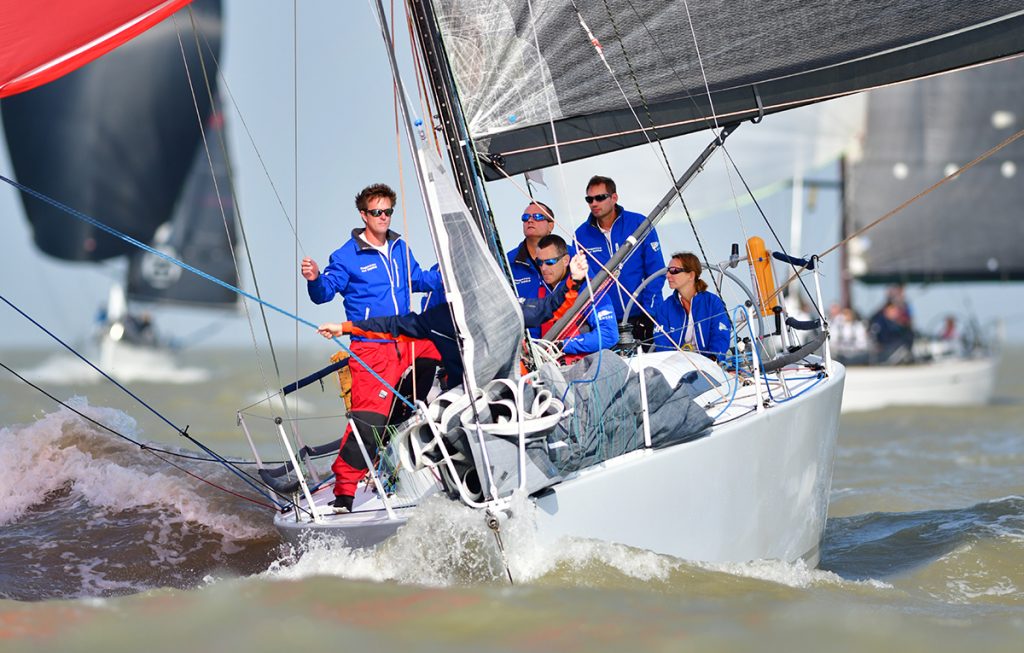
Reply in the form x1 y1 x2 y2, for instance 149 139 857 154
127 104 239 308
845 56 1024 283
1 0 223 262
426 1 1024 179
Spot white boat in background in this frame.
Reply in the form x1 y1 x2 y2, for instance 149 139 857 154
842 354 999 413
834 56 1022 412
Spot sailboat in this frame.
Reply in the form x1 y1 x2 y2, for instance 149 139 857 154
2 1 1022 567
246 2 1020 566
1 0 238 381
835 56 1021 412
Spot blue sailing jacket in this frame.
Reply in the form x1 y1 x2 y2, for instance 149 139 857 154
307 228 443 328
507 238 575 337
652 291 731 361
574 205 665 321
542 277 619 356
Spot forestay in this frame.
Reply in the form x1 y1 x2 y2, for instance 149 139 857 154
845 55 1024 283
426 0 1024 178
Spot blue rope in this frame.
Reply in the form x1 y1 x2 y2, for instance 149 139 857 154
0 291 285 508
0 172 414 411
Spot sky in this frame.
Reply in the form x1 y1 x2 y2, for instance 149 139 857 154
2 0 1022 356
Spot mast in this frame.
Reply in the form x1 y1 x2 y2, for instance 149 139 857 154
838 155 851 310
406 0 505 263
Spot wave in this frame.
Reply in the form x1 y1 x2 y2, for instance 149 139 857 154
0 400 281 600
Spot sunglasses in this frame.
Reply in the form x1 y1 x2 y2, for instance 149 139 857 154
584 193 611 204
363 208 395 217
521 213 552 223
666 266 690 275
534 257 562 267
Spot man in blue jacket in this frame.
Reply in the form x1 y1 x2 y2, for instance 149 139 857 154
535 234 618 360
318 251 594 390
300 183 444 513
507 200 555 299
575 175 665 347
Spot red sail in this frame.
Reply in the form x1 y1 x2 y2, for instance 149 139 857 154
0 0 192 98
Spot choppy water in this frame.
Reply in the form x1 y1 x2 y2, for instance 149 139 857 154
0 346 1022 652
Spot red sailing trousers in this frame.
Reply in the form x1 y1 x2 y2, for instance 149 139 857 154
331 338 440 498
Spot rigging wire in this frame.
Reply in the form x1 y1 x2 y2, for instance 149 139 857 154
598 0 717 283
0 360 280 510
0 293 283 508
0 172 417 414
174 10 300 442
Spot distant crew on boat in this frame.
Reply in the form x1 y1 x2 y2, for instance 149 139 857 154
575 175 665 347
300 183 444 514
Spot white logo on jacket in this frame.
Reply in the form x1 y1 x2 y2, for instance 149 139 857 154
360 263 378 273
597 309 615 321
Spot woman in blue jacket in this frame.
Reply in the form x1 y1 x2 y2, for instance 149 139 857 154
652 252 731 361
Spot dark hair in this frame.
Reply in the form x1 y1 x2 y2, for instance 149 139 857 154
354 183 397 212
586 175 616 195
537 234 568 258
671 252 707 293
528 200 555 220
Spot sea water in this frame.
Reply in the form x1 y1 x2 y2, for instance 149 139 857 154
0 346 1021 652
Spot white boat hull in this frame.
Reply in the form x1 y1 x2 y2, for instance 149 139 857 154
841 354 998 413
273 357 845 566
530 363 845 565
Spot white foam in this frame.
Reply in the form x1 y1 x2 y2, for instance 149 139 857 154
0 400 272 541
21 352 208 385
262 492 877 590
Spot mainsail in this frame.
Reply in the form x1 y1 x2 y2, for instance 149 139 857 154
845 56 1024 283
1 0 223 263
426 0 1024 178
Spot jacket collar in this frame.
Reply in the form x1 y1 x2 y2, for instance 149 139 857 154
352 227 401 251
586 204 623 230
512 239 534 267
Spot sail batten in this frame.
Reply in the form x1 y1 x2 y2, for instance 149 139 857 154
426 1 1024 178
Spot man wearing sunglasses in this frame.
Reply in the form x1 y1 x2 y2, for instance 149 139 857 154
317 250 594 390
506 201 574 336
534 234 618 360
575 175 665 347
300 183 444 514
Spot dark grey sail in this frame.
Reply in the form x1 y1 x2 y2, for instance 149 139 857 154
845 56 1024 283
426 0 1024 179
126 104 239 308
1 0 223 262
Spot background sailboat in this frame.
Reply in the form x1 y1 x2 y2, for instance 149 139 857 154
835 56 1023 411
1 0 239 381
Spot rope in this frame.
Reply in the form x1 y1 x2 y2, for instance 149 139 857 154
0 173 416 412
0 354 281 510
